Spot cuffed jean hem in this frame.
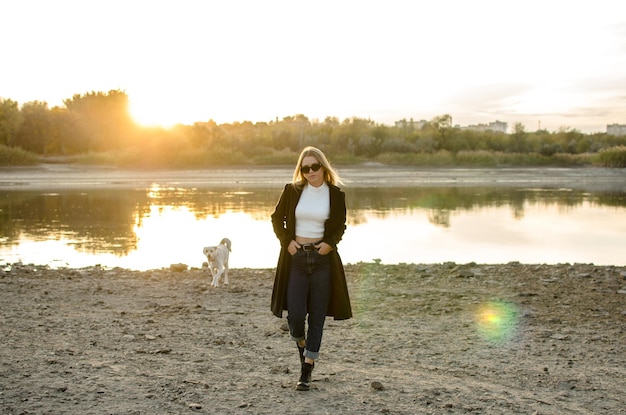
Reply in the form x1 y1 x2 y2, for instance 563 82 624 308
290 338 320 360
291 335 305 343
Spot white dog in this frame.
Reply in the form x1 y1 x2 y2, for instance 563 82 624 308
203 238 231 287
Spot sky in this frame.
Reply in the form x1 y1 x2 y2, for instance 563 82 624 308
2 0 625 133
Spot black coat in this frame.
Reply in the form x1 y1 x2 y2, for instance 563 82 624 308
270 183 353 320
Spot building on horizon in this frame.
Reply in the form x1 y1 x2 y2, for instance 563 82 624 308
395 118 509 133
394 119 428 130
607 124 626 136
460 120 508 134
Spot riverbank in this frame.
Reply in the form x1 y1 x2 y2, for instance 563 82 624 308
1 262 624 414
2 163 626 191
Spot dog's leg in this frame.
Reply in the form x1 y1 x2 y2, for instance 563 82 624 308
214 267 224 287
210 266 219 287
223 262 229 285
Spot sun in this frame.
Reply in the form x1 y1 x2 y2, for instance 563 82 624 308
129 97 194 128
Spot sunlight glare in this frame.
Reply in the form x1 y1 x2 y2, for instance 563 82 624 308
475 301 519 343
129 98 187 128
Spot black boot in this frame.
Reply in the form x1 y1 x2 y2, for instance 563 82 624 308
296 362 314 391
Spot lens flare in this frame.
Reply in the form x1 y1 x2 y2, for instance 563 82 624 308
475 300 519 343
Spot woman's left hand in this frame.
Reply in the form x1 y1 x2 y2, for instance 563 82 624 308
316 242 333 255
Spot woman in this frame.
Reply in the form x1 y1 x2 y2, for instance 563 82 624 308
270 146 352 391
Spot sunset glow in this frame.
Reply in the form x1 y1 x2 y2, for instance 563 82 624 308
2 0 625 132
129 99 183 128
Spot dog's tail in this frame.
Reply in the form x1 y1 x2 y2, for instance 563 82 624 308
220 238 232 251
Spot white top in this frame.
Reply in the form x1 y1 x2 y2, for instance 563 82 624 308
295 182 330 238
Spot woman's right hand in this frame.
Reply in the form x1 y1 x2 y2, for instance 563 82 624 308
288 240 300 255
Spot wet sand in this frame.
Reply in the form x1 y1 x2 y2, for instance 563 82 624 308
2 164 626 191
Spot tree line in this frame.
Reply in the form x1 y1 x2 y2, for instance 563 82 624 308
2 90 626 167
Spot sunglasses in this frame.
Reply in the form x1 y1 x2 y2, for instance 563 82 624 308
300 163 322 174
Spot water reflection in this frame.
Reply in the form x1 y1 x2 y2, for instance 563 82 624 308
1 183 625 269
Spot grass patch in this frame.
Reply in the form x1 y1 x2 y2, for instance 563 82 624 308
0 145 39 166
455 150 498 167
252 148 300 165
73 152 119 165
598 146 626 167
0 145 611 169
373 150 598 167
375 151 455 166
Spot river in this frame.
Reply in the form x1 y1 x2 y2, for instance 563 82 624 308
1 164 625 269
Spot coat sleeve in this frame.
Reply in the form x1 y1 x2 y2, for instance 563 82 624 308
322 187 347 249
271 184 292 247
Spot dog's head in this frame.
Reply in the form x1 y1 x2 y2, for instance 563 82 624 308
203 246 218 260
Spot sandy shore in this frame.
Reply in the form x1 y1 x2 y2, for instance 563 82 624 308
1 262 625 414
2 164 626 191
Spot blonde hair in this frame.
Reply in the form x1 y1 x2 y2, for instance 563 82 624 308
292 146 343 187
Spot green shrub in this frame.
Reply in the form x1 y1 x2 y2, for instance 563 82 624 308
496 152 549 166
380 138 417 154
455 150 497 167
252 148 299 165
375 152 416 165
550 153 594 166
328 153 363 165
171 148 213 168
375 151 455 166
598 146 626 167
201 148 249 166
0 145 38 165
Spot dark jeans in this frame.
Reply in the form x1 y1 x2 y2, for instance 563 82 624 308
287 248 331 360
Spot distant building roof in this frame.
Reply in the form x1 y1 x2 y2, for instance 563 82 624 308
461 121 508 133
607 124 626 136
